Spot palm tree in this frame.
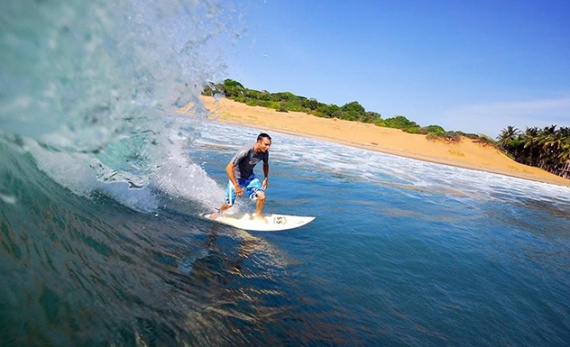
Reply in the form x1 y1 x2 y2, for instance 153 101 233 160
497 124 570 179
497 126 519 148
554 127 570 175
521 127 539 166
537 125 559 170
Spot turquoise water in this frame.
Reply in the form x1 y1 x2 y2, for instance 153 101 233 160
2 1 570 346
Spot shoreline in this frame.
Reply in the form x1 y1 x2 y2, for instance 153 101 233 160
199 96 570 187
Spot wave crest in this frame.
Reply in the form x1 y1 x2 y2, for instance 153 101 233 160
0 0 233 211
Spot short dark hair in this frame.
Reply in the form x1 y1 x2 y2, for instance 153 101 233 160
257 133 271 141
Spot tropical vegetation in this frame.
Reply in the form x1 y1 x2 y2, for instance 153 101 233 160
203 79 569 179
497 125 570 177
202 79 478 139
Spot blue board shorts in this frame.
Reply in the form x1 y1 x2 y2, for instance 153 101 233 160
225 175 264 206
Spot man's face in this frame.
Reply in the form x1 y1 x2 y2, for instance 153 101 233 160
257 138 271 152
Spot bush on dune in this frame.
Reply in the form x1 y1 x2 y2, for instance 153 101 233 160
201 79 570 178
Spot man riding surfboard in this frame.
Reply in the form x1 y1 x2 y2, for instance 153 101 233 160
210 133 271 221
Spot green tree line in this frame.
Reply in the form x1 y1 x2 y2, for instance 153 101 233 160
203 79 462 137
203 79 569 179
497 125 570 177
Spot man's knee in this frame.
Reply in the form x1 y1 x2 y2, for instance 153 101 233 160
256 191 266 201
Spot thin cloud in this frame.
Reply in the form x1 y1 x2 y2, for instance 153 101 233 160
442 97 570 137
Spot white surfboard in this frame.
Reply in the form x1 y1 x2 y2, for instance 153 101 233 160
201 212 315 231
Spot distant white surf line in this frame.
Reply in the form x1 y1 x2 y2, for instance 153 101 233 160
196 121 570 204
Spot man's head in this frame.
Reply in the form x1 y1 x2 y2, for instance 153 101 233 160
255 133 272 153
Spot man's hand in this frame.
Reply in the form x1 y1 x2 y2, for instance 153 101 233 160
262 177 268 190
235 185 243 197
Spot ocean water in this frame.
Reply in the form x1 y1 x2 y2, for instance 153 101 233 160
2 1 570 346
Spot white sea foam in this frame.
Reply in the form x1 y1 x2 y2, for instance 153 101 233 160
152 135 224 209
0 0 238 212
197 121 570 205
24 138 158 211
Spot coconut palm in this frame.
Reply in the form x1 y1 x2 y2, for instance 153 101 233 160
497 126 520 149
536 125 559 170
521 127 539 166
497 124 570 178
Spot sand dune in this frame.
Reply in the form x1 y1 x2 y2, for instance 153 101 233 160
199 96 570 187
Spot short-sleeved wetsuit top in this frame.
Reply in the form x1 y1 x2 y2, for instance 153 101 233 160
231 144 269 180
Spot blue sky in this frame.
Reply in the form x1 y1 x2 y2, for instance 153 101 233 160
220 0 570 138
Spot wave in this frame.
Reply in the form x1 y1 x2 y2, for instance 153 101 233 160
0 135 293 346
0 0 234 212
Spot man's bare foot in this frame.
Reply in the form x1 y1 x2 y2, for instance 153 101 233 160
255 214 268 223
209 212 219 220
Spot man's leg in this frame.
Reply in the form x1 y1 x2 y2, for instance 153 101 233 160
210 181 237 219
210 201 231 219
255 191 266 220
245 177 266 220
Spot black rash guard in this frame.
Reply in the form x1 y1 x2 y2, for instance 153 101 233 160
230 144 269 180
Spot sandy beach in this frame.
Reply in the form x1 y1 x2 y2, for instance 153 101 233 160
199 96 570 187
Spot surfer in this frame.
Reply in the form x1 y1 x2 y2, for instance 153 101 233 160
210 133 271 221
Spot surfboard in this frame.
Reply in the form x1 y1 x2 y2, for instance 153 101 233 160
200 212 315 231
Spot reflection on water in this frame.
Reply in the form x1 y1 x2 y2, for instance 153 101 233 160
2 196 286 345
